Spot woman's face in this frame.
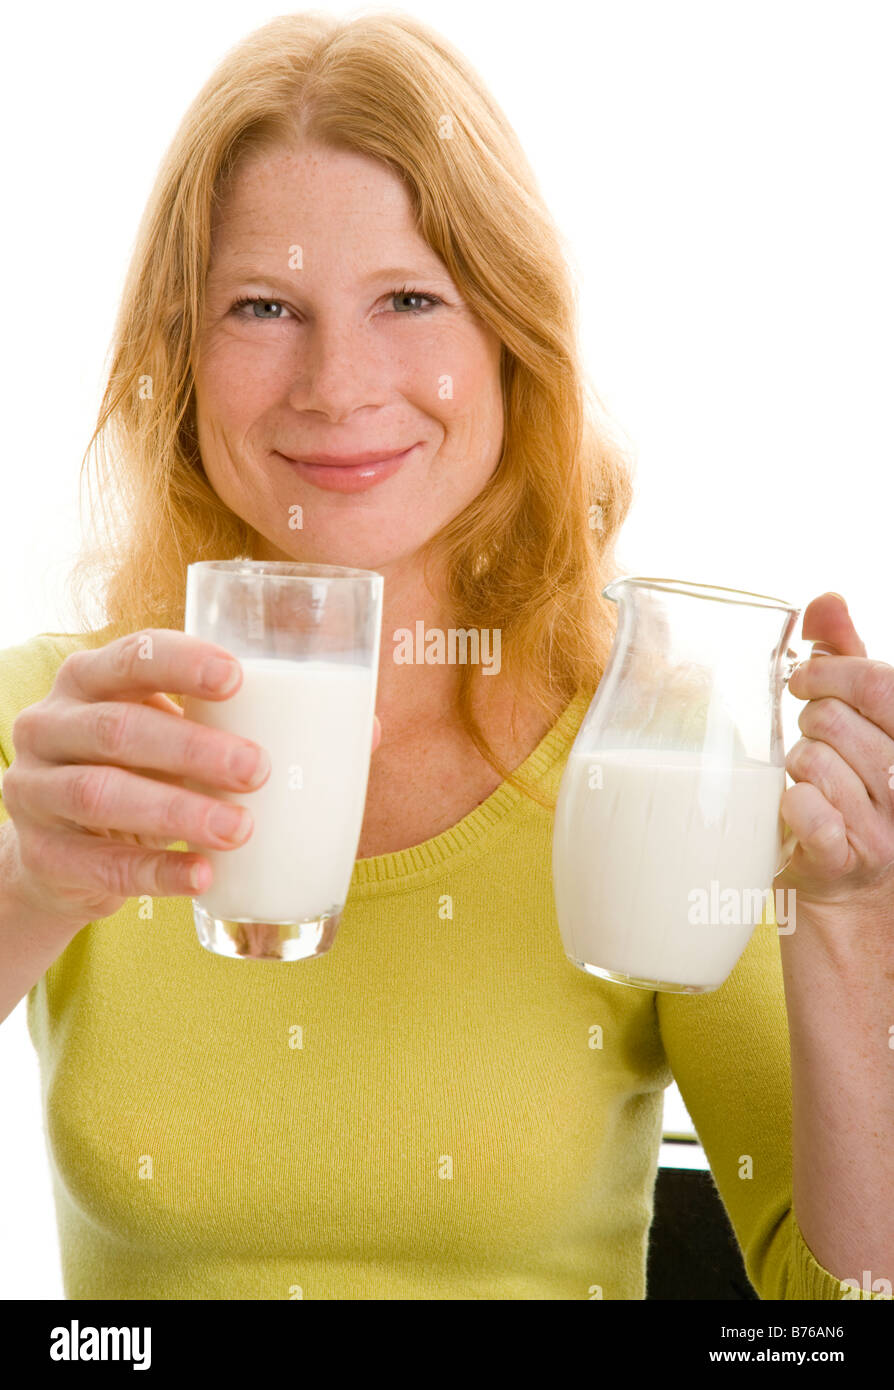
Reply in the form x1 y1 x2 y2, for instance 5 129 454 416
193 140 505 573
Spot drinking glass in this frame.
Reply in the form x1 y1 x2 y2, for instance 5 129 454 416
182 560 383 961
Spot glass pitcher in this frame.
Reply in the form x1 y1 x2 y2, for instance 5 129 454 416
551 577 801 995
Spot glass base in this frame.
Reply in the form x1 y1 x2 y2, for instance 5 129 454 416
566 955 718 995
193 901 342 961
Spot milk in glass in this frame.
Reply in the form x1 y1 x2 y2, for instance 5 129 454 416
183 657 376 922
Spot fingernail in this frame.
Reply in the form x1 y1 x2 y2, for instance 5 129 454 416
232 745 269 784
203 658 239 692
210 803 251 840
188 862 208 892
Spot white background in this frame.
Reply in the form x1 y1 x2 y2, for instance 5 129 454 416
1 0 892 1296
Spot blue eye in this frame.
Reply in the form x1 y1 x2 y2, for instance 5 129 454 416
390 287 443 314
232 297 288 319
230 287 444 320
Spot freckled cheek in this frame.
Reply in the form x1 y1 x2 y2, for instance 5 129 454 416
196 347 283 427
433 362 503 453
411 355 487 424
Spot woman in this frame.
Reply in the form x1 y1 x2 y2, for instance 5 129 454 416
0 12 891 1300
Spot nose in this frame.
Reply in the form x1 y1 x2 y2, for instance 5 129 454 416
284 313 399 418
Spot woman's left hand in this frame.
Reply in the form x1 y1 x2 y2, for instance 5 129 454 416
772 594 894 1288
775 591 894 928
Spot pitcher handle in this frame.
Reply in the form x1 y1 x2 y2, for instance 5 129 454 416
775 646 803 875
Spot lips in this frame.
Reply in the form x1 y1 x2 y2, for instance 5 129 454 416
281 446 416 467
275 442 419 494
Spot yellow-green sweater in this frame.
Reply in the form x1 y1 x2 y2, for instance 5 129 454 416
0 630 850 1300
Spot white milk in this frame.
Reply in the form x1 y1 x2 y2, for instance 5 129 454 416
182 657 376 923
552 748 785 990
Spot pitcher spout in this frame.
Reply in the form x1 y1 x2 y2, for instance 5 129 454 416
601 576 631 604
602 574 799 613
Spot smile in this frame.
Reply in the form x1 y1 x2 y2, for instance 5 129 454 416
275 443 419 493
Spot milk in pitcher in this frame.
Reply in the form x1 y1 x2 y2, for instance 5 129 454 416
552 747 785 990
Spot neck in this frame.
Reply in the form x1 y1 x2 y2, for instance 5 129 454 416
372 551 468 745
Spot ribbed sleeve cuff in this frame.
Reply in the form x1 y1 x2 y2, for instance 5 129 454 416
790 1216 882 1299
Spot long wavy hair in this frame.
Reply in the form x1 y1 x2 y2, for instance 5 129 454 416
66 9 635 810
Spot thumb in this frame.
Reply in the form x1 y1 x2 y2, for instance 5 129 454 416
801 591 867 658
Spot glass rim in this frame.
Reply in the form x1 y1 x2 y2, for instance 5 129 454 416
602 575 799 613
187 560 383 583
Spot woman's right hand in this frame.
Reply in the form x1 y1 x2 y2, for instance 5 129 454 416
1 629 273 930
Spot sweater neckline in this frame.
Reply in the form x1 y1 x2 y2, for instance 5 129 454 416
348 688 592 894
44 630 593 896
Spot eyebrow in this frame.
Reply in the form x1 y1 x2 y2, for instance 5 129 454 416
207 260 452 286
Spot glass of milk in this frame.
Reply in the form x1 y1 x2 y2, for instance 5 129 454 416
552 577 803 994
181 560 383 962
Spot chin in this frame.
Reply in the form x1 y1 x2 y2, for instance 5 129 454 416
251 537 383 571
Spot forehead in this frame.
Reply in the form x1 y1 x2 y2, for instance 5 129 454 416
211 142 420 248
